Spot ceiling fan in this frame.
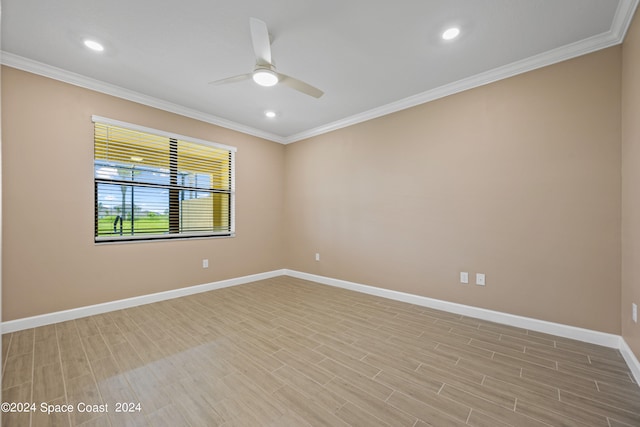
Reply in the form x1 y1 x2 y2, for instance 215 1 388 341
209 18 324 98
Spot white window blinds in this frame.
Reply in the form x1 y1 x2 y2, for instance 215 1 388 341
93 116 236 242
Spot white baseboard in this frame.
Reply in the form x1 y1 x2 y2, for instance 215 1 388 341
284 269 622 349
620 338 640 385
1 269 286 334
3 267 639 384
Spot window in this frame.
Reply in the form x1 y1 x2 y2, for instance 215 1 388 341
93 116 236 242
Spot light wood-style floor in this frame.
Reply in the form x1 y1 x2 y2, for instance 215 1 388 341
2 276 640 427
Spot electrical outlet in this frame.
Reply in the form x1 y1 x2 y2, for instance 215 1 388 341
460 272 469 284
633 303 638 323
202 259 209 269
476 273 485 286
315 253 320 261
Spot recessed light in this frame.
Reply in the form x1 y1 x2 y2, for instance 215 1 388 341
130 156 144 162
265 111 277 118
84 39 104 52
442 27 460 40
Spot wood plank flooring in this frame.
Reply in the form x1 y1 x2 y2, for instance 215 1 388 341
2 276 639 426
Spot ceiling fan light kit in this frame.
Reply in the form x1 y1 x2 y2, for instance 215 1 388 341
252 68 279 87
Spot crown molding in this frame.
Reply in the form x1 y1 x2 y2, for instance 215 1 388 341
0 51 286 144
613 0 640 39
283 0 639 144
2 0 637 146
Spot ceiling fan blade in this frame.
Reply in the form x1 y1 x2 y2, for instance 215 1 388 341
208 73 252 85
278 73 324 98
250 18 272 66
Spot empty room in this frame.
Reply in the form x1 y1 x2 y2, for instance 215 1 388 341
2 0 640 426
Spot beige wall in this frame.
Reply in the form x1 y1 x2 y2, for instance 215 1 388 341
284 47 622 334
622 11 640 357
0 40 630 342
1 67 285 320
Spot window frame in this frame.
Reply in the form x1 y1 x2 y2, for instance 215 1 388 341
92 115 236 243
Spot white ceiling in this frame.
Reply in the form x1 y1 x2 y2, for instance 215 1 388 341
2 0 638 144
